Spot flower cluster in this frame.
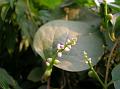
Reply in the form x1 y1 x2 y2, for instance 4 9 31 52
83 51 92 64
43 37 77 80
57 37 77 57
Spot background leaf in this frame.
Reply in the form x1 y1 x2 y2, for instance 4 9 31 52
0 68 21 89
1 4 10 21
0 0 9 7
35 0 63 9
27 67 45 82
112 64 120 89
33 20 104 71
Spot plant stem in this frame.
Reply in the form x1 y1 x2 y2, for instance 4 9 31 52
83 52 106 89
107 81 113 87
105 38 119 86
104 0 108 29
47 78 51 89
88 62 105 88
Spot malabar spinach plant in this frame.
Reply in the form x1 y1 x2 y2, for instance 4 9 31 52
32 0 120 89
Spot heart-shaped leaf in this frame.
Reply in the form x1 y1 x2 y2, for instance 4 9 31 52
33 20 104 71
112 64 120 89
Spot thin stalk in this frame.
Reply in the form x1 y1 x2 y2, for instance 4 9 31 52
83 52 105 89
47 78 51 89
105 38 119 85
88 62 105 88
107 81 113 87
104 0 108 29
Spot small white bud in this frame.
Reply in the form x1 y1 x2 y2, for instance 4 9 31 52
46 62 50 66
85 61 88 64
54 59 61 64
83 51 87 55
88 58 92 63
57 52 62 57
47 58 52 63
66 39 71 44
44 69 52 79
64 46 71 52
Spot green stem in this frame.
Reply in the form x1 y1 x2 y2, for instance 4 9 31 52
88 62 106 89
105 38 119 86
83 52 106 89
104 0 108 29
107 81 113 87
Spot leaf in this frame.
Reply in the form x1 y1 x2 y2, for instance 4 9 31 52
27 67 45 82
112 64 120 89
110 13 120 26
0 68 21 89
1 4 10 21
15 0 27 19
9 0 14 8
113 14 120 34
36 0 63 9
0 0 9 7
33 20 104 72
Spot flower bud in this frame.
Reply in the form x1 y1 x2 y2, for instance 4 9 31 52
57 52 62 57
47 58 52 63
64 46 71 52
107 13 113 20
88 70 96 79
57 43 64 50
43 69 52 80
46 62 50 66
54 59 61 64
88 58 92 63
66 39 71 44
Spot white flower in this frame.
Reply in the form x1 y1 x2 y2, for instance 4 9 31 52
57 52 62 57
57 43 64 50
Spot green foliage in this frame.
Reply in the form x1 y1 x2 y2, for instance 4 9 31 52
0 68 21 89
1 4 10 21
0 0 120 89
34 0 63 9
112 64 120 89
75 0 95 7
27 67 46 82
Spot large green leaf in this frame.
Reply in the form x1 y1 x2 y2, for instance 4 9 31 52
33 20 104 71
112 64 120 89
